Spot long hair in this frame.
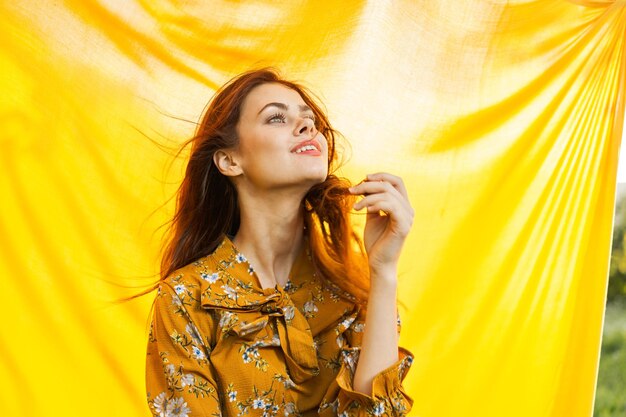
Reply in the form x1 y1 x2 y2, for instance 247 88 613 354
141 68 370 306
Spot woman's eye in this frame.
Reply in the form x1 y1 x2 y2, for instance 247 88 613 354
268 113 286 123
266 113 316 124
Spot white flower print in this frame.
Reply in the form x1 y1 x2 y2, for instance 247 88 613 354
219 311 234 327
372 401 385 416
252 398 265 409
166 396 191 417
400 355 414 378
185 323 203 346
191 345 206 360
284 402 297 416
221 284 237 299
339 316 355 331
312 336 320 352
241 345 259 363
336 333 345 348
152 392 167 416
181 373 195 387
236 253 247 263
341 349 358 372
228 390 237 402
282 305 295 322
174 284 186 295
248 265 254 275
339 412 349 417
303 300 318 315
282 376 296 390
201 272 220 284
353 322 365 332
238 319 268 336
257 332 280 347
165 364 176 376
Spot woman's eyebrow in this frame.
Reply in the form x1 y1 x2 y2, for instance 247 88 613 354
257 102 312 115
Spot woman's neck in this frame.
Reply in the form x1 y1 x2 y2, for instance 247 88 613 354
232 195 306 289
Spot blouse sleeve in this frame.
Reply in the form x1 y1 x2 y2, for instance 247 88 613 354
145 281 222 417
319 308 414 417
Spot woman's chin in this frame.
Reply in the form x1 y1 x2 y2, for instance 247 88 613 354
308 172 329 185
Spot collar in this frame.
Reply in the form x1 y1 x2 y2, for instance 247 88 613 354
198 233 313 310
198 233 325 383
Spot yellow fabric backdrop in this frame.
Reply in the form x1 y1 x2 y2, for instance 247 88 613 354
1 1 624 416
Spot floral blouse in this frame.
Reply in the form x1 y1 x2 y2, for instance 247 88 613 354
145 234 414 417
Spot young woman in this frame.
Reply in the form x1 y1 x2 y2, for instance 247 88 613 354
145 68 415 417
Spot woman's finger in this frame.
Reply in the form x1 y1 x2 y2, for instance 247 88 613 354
353 193 390 211
365 172 410 201
359 200 413 235
353 193 411 220
350 178 411 213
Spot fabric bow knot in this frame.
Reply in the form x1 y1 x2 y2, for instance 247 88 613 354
207 285 320 383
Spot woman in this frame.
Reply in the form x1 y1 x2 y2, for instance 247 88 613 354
146 68 415 417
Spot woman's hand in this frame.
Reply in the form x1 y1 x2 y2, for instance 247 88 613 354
349 172 414 275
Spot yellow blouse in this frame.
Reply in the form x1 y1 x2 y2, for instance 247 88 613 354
145 234 414 417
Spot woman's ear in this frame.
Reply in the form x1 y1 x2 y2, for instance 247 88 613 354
213 149 243 177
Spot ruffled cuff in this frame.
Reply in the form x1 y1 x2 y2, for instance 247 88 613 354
319 346 414 416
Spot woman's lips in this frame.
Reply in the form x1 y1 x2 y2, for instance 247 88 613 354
293 149 322 156
290 139 321 153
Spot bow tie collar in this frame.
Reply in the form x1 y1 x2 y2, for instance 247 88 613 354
199 235 320 383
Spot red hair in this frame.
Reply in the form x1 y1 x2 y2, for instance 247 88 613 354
136 68 370 306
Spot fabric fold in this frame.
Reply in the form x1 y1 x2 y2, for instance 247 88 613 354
199 236 321 383
203 285 321 383
319 346 415 416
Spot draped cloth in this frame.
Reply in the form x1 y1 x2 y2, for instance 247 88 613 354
1 1 624 416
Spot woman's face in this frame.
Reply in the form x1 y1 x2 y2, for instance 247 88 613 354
226 82 329 193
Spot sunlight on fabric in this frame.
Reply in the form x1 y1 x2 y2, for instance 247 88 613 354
617 109 626 183
1 1 624 416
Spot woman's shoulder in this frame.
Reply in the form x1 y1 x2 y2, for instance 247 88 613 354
158 251 225 306
160 243 263 311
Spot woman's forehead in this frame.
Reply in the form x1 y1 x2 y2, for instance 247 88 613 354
243 83 306 113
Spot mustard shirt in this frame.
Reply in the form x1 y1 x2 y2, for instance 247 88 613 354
145 234 414 417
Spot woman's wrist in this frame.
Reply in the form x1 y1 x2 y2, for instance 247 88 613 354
368 264 398 290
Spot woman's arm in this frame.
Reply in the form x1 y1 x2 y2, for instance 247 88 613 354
352 266 399 396
348 172 414 397
146 280 222 417
316 268 414 417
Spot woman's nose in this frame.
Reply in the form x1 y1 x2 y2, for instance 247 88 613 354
296 117 316 136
